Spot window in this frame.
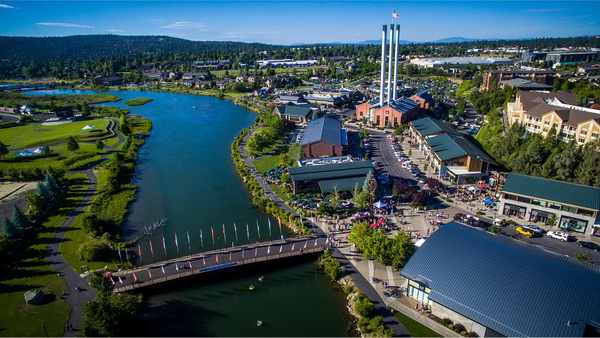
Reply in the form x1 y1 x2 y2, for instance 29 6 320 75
553 123 558 128
504 193 517 201
517 196 532 204
581 129 587 135
577 208 594 217
579 138 585 143
562 205 577 213
547 202 561 210
544 121 550 126
531 199 547 207
592 133 598 139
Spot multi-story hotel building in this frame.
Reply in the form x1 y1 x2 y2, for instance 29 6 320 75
506 90 600 145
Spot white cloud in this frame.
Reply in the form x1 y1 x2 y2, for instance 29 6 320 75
160 21 206 29
36 22 93 28
0 4 14 8
106 29 124 33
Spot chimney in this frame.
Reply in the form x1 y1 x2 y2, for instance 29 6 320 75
387 24 394 104
380 25 387 107
393 24 400 101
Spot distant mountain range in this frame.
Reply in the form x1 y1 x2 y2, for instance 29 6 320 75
293 37 532 46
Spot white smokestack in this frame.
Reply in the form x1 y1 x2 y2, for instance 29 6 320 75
393 24 400 101
380 25 387 107
387 24 394 104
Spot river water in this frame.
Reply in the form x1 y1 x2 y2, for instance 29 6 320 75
25 88 352 336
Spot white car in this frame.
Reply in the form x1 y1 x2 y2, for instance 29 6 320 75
547 231 570 242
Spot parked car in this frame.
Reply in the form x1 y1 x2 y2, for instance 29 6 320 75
516 226 534 237
522 224 544 234
547 231 570 242
577 241 600 251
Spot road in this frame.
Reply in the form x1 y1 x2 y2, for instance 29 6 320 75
368 128 600 265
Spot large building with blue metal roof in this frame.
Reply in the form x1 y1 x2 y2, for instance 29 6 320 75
400 222 600 337
300 116 347 159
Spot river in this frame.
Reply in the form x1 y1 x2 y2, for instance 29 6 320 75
25 88 353 336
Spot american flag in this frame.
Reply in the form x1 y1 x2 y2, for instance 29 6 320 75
392 10 399 19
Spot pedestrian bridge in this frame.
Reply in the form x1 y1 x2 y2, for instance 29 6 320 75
111 236 327 293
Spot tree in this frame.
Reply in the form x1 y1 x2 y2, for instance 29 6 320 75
82 293 142 337
573 252 592 264
67 135 80 152
96 139 105 151
88 271 114 297
12 204 30 230
2 217 23 239
0 140 8 159
328 185 341 211
44 172 61 198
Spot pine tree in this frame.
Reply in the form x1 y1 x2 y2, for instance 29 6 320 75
3 217 23 239
37 181 52 203
67 135 79 152
12 204 30 230
44 172 61 198
0 140 8 159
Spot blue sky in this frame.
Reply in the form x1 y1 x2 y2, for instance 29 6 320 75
0 1 598 45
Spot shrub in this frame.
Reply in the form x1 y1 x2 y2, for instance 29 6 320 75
353 293 373 317
78 239 113 262
442 318 453 325
342 284 353 295
454 323 466 332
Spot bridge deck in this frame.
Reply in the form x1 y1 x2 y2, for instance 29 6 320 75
111 236 327 293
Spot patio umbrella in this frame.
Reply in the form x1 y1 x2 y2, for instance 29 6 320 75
373 200 387 208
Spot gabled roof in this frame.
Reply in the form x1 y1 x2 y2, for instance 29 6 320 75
426 133 496 164
400 222 600 338
519 91 577 111
410 117 460 137
289 160 373 183
503 173 600 210
500 78 553 89
278 102 313 118
300 116 343 146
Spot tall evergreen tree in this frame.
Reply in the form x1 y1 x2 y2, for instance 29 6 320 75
0 140 8 159
12 204 30 230
67 135 80 152
44 172 61 198
3 217 23 239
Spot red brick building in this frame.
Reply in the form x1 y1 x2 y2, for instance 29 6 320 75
300 117 347 158
355 98 420 127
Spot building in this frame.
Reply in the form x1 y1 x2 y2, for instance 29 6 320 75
409 57 513 69
401 222 600 338
498 173 600 237
300 116 347 158
257 59 318 68
94 75 123 86
577 62 600 76
482 69 556 90
409 90 434 110
409 117 496 184
288 160 374 195
274 102 318 124
355 98 420 127
499 78 554 91
522 50 600 65
506 90 600 145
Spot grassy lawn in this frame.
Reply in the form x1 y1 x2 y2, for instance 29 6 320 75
0 119 110 151
392 311 442 337
0 173 91 337
269 184 291 204
61 167 133 272
252 155 281 174
0 142 104 171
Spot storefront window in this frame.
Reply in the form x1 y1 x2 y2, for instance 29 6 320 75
577 209 594 217
546 202 561 210
504 193 517 201
408 280 432 308
559 216 588 233
562 206 577 214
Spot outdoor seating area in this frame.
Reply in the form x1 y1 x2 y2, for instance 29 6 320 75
264 167 286 184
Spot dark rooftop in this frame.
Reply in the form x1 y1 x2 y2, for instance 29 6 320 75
503 173 600 210
401 222 600 338
300 116 344 146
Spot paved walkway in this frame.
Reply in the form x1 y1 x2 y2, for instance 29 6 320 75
241 128 411 336
45 118 124 336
